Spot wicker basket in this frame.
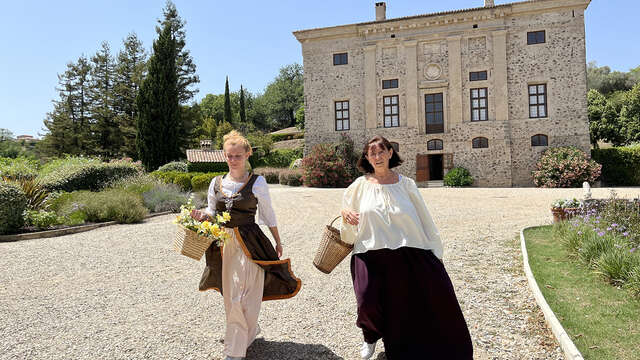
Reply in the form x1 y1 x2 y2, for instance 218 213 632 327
174 224 214 261
313 216 354 274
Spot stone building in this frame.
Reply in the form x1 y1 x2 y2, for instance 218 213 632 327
293 0 592 186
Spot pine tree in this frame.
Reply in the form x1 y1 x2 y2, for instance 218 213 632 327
136 21 180 171
89 41 118 158
224 76 232 124
114 33 147 159
239 85 247 125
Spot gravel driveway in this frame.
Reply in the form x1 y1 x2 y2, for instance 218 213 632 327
2 186 638 360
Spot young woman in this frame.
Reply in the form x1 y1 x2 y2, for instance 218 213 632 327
191 130 301 360
340 135 473 359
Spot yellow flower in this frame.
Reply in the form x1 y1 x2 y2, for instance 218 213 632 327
222 212 231 222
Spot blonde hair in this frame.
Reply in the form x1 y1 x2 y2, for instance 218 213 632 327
222 130 252 155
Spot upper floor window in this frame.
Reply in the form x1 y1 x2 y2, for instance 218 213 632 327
529 84 547 118
472 137 489 149
427 139 443 151
333 53 348 65
335 100 349 131
531 134 548 147
383 95 399 127
425 93 444 134
527 31 546 45
469 71 488 81
471 88 488 121
382 79 399 89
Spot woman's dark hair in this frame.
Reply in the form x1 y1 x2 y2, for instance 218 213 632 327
357 135 404 173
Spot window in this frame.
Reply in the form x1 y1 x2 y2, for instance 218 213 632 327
472 137 489 149
333 53 348 65
382 79 399 89
334 101 349 131
427 139 443 151
390 142 399 153
531 134 548 147
527 30 546 45
471 88 488 121
529 84 547 118
383 95 399 127
469 71 488 81
425 93 444 134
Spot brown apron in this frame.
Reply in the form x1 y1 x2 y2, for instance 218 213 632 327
198 174 301 301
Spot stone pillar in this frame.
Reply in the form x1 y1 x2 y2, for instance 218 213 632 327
447 36 462 129
404 41 418 129
493 30 508 122
364 45 377 129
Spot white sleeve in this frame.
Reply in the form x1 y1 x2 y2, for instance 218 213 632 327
252 176 278 227
203 176 218 217
339 177 362 245
406 177 444 259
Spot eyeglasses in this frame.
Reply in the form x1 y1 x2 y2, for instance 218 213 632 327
366 150 389 159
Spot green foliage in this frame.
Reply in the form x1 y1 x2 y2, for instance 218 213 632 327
6 178 50 210
595 247 640 285
37 156 142 192
157 161 188 172
57 189 148 223
0 182 27 234
224 76 232 123
301 143 353 188
295 105 304 130
23 210 60 230
141 183 190 212
627 267 640 297
239 85 247 125
443 167 474 187
262 64 304 128
619 83 640 144
253 167 281 184
0 157 39 180
246 131 273 154
107 173 160 195
532 147 602 188
333 134 360 181
186 162 228 173
172 173 192 191
215 121 235 149
191 172 225 191
592 145 640 186
278 169 303 186
587 61 638 95
271 132 304 142
253 148 302 168
588 89 626 147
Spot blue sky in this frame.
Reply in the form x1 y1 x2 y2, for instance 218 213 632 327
1 0 637 137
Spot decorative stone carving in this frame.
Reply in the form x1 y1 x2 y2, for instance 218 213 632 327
424 63 442 80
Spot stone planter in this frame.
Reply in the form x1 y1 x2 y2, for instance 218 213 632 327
551 207 579 223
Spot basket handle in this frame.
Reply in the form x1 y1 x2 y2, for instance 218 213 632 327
329 215 342 227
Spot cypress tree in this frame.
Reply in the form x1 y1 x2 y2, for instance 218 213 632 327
136 22 180 171
239 85 246 125
224 76 232 124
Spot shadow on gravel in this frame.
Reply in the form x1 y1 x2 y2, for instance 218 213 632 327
245 339 342 359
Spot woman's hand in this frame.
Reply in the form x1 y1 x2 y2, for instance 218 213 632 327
341 209 360 226
275 243 283 258
190 209 209 222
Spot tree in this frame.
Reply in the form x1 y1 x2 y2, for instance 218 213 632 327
587 89 624 147
0 129 13 141
587 61 635 95
263 63 304 128
239 85 246 125
295 105 305 130
224 76 232 124
620 83 640 144
114 33 147 159
89 41 118 158
136 19 181 171
215 121 234 149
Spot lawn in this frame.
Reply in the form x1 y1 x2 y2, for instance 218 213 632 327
524 226 640 360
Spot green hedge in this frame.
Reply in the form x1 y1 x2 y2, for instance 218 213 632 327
0 157 39 180
592 145 640 186
0 182 27 234
191 172 225 191
157 161 188 172
271 132 304 142
150 171 225 191
37 157 142 192
253 148 303 168
187 162 228 173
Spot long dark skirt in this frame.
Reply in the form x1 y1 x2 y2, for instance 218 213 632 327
350 247 473 359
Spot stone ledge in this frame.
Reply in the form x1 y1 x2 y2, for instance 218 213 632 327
520 226 584 360
0 211 173 243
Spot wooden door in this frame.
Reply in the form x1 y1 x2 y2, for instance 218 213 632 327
416 154 429 181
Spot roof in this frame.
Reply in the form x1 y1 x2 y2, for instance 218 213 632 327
186 149 226 163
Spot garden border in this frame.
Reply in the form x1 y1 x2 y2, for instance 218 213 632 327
520 226 584 360
0 211 173 243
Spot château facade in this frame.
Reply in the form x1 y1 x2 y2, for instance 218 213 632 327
293 0 592 186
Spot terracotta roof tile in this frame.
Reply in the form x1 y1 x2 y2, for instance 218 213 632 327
186 149 226 163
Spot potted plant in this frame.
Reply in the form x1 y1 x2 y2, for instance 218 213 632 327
550 198 581 223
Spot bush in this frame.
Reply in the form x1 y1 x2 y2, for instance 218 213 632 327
187 162 228 173
57 189 148 223
172 173 193 191
191 172 225 191
301 143 353 188
37 156 142 192
595 247 640 285
592 144 640 186
443 167 474 187
278 169 303 186
0 157 39 180
271 132 304 142
253 148 303 168
0 182 27 234
107 174 160 195
24 209 59 230
254 167 281 184
334 134 361 181
157 161 188 173
142 183 190 213
532 146 602 188
5 177 50 210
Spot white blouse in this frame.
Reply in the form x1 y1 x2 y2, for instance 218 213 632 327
340 175 443 259
204 175 278 227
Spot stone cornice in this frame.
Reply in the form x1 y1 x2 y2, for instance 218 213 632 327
292 0 590 43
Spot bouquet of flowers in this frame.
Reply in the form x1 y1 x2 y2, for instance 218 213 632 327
173 196 231 260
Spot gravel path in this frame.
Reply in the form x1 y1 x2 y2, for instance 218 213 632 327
2 186 639 360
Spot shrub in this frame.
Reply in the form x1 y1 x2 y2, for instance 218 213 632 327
247 131 274 155
443 167 474 187
191 172 225 191
107 174 160 195
24 209 59 230
157 161 188 173
578 233 616 268
186 162 228 173
0 157 39 180
532 146 602 188
253 148 303 168
254 167 281 184
301 143 353 188
142 183 190 213
271 132 304 142
595 247 640 285
57 189 148 223
334 134 361 181
172 173 193 191
37 156 141 192
592 144 640 186
278 169 303 186
626 267 640 297
4 177 50 210
0 182 27 234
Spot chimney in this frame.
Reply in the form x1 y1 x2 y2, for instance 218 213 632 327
375 2 386 21
484 0 495 7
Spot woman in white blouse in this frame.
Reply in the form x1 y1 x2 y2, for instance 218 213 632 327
341 135 472 359
191 131 301 360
